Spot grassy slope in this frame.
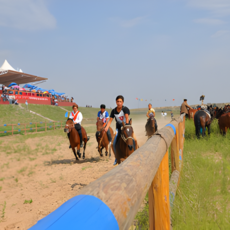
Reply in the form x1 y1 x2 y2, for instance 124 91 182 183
0 105 47 125
134 119 230 229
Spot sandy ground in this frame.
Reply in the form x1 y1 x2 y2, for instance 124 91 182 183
0 116 171 230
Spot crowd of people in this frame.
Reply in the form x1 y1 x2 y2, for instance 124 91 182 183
0 84 74 105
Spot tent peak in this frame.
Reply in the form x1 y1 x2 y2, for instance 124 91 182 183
0 60 16 71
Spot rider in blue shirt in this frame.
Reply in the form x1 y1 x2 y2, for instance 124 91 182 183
97 104 112 143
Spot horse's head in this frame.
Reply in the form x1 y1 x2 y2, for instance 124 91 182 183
64 118 74 133
121 119 134 151
145 114 156 137
96 119 104 131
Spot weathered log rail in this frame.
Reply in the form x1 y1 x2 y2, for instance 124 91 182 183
29 114 185 230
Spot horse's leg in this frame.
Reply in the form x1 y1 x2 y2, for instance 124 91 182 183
208 124 211 135
105 144 108 157
77 144 81 158
72 147 78 161
109 143 111 157
83 139 87 159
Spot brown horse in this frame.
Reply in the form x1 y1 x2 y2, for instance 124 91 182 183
64 119 89 160
95 120 114 157
113 119 138 164
188 108 198 120
194 106 214 138
145 114 157 138
218 112 230 135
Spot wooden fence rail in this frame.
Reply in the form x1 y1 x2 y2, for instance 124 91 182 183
29 114 185 230
0 120 66 136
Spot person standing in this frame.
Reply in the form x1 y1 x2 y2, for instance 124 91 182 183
105 95 138 165
97 104 112 143
180 99 192 119
25 100 28 110
68 104 83 147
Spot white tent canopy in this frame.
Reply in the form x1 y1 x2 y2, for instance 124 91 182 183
0 59 47 85
0 60 16 71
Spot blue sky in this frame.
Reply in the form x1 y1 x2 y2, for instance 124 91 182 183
0 0 230 108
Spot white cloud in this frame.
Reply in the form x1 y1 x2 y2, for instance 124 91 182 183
211 30 230 38
194 18 225 25
110 16 146 28
0 0 56 30
187 0 230 16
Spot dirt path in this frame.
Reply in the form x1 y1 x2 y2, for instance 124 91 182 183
0 116 171 230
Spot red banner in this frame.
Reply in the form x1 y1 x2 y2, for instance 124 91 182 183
16 95 49 101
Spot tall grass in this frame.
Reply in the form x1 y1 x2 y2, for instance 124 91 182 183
134 119 230 229
172 119 230 229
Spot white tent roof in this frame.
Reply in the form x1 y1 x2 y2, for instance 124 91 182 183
0 60 16 71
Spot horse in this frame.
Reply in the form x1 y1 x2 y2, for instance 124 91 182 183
113 119 138 164
95 120 114 157
188 108 198 120
218 112 230 135
64 119 89 160
145 114 157 138
194 106 214 138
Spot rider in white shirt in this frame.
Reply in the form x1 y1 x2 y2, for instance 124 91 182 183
68 104 83 147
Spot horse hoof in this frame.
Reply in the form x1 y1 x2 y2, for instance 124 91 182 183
77 152 81 158
105 152 108 156
83 155 85 160
75 157 79 161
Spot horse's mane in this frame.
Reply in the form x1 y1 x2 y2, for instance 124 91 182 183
67 118 73 122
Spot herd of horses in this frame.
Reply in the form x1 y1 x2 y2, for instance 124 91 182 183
64 116 155 164
189 104 230 137
64 104 230 163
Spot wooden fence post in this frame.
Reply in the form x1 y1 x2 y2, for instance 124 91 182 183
12 124 13 135
149 150 170 230
45 121 47 132
25 124 26 135
36 123 37 133
170 127 179 172
53 121 55 130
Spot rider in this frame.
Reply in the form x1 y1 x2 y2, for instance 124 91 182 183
105 95 138 165
180 99 192 119
146 103 158 131
97 104 112 143
68 104 83 148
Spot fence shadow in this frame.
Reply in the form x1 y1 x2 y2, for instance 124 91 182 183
44 156 102 166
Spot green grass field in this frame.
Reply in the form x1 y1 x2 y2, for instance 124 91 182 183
134 118 230 229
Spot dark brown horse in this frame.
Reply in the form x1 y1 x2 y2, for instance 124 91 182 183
145 114 157 138
218 112 230 135
95 120 114 157
113 119 138 164
194 106 214 138
64 119 89 160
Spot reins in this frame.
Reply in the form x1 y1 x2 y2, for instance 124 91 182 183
120 125 135 143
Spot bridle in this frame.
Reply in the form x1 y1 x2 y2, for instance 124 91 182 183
64 123 75 132
120 124 134 143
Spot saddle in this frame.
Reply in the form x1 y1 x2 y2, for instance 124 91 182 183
201 109 211 118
